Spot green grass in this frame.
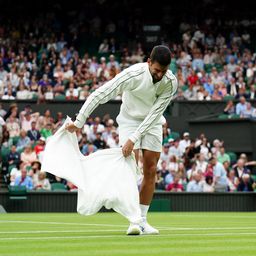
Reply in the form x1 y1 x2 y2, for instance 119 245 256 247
0 212 256 256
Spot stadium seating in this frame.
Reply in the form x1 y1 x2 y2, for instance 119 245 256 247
226 151 237 164
51 183 67 191
8 185 27 200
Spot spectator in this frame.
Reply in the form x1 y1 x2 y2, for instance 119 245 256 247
236 96 247 115
168 139 183 159
16 130 31 152
7 145 20 170
240 102 255 118
186 172 203 192
227 78 239 97
106 130 119 148
233 158 250 180
166 174 184 192
93 132 107 149
20 145 37 165
195 153 208 173
223 100 235 115
209 157 228 192
179 132 191 154
237 174 255 192
157 161 169 182
217 146 231 164
40 123 53 139
34 171 51 191
247 84 256 100
14 165 33 190
34 137 46 155
20 111 39 132
202 176 214 192
160 144 170 165
28 161 42 184
168 155 179 173
227 169 239 192
155 170 165 190
27 121 41 142
6 116 20 138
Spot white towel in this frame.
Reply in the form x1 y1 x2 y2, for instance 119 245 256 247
42 117 141 224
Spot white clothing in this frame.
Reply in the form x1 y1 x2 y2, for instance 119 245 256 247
179 139 191 154
74 63 178 148
117 113 163 152
0 116 5 126
16 90 31 100
2 95 15 100
42 118 142 223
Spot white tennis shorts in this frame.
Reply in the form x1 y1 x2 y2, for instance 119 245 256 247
116 113 163 152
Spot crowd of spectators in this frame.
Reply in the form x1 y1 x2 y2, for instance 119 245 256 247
1 1 256 109
1 1 256 192
157 129 256 192
0 104 255 192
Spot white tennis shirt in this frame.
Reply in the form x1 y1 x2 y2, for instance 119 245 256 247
74 62 178 144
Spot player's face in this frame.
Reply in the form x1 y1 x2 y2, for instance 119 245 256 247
148 59 168 83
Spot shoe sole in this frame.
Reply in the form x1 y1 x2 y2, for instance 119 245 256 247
126 227 142 235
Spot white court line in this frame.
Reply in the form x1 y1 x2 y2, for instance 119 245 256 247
0 230 123 234
157 226 256 231
0 226 256 234
1 220 256 232
0 220 126 227
1 232 256 241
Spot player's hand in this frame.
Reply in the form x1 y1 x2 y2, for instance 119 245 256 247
65 123 79 133
122 139 134 157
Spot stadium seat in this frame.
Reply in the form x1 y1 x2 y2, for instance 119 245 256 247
8 185 27 200
205 64 213 73
218 114 229 119
1 146 10 166
223 95 235 101
54 94 66 101
181 85 188 92
12 136 20 146
170 132 180 140
251 175 256 182
51 183 67 191
229 114 240 119
226 151 237 164
8 164 17 173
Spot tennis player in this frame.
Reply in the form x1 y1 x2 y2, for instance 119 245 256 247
66 45 178 235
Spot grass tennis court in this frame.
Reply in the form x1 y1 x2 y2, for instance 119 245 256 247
0 212 256 256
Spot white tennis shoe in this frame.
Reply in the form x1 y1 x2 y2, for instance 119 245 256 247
139 219 159 235
126 223 142 235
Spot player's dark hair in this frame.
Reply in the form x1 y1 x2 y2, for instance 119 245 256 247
150 45 171 66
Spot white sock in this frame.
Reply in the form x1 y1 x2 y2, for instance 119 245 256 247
140 204 149 220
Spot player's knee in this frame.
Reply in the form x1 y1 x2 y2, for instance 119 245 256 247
144 165 157 181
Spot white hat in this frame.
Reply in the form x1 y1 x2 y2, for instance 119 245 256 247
183 132 190 137
168 138 174 143
39 137 46 142
195 139 202 147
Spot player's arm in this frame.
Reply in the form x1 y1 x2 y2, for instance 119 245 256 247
66 70 137 132
129 77 178 144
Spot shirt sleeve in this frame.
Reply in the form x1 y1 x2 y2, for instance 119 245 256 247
74 69 139 128
128 77 178 144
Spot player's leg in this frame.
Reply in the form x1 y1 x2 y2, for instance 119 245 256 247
140 149 160 205
138 149 160 235
139 123 162 235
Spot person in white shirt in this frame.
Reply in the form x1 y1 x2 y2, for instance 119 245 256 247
66 45 178 235
179 132 191 154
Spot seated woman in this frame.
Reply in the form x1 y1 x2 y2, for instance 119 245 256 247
34 171 51 191
223 100 235 115
20 145 37 165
